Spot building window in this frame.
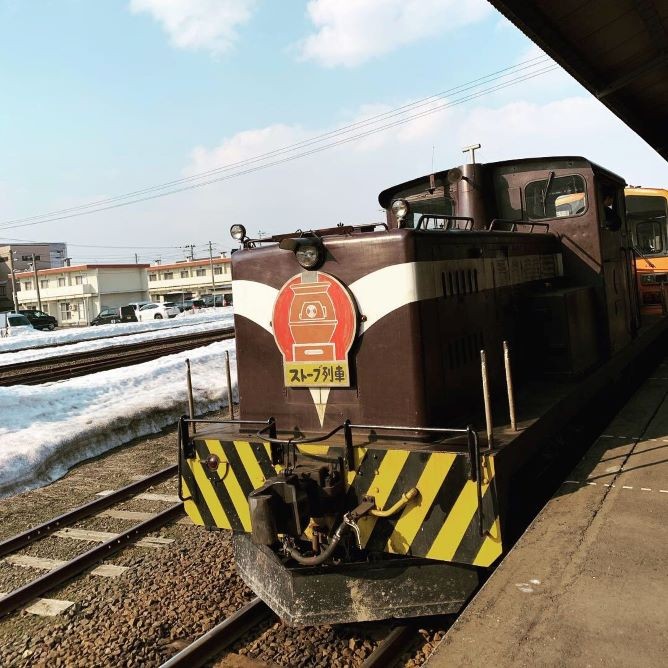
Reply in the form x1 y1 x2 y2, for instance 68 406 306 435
195 268 206 277
21 254 40 261
180 270 189 278
163 272 173 280
75 276 83 285
58 277 66 287
60 302 72 321
24 281 32 290
40 280 49 288
149 274 157 282
214 267 223 275
15 282 20 292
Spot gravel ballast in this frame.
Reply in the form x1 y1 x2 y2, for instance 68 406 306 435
0 414 452 667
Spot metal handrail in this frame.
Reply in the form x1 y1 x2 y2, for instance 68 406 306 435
416 214 474 231
489 218 550 233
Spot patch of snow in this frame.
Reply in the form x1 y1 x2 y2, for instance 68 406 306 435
0 307 233 354
0 311 235 366
0 339 237 498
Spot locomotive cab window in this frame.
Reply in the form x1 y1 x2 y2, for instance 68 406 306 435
402 188 454 228
628 194 668 254
635 222 663 254
525 174 587 220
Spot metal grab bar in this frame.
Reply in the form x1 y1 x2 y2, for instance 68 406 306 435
416 214 474 231
489 218 550 233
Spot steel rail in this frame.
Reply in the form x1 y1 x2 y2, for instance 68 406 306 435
0 465 177 558
159 597 273 668
362 625 415 668
0 502 184 618
0 327 234 385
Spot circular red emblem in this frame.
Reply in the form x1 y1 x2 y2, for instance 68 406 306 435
273 272 357 387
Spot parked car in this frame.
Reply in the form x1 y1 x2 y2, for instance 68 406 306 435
201 295 228 308
91 305 139 326
18 309 57 331
127 301 151 313
91 308 119 325
0 312 35 337
137 302 180 321
175 298 205 312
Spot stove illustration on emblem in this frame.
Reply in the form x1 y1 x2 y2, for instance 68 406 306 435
273 272 357 406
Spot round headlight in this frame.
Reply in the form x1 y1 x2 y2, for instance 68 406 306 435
296 245 323 270
391 199 409 224
230 224 246 241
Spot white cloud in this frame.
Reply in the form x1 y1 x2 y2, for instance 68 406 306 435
175 93 667 245
129 0 257 54
298 0 491 67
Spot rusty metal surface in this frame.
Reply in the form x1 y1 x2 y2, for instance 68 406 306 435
487 0 668 160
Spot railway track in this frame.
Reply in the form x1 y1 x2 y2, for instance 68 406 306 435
160 598 274 668
0 326 234 386
0 466 182 618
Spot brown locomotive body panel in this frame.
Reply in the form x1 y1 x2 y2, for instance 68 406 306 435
233 228 562 433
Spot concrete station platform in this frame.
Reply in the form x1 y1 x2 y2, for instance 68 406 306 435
426 358 668 667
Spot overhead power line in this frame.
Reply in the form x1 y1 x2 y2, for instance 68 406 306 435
0 57 558 232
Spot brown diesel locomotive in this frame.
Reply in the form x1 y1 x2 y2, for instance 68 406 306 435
178 156 665 624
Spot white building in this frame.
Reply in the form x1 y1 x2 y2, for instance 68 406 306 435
16 263 150 326
0 242 67 312
147 256 232 303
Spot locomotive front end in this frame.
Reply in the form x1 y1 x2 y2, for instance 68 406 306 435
178 159 586 625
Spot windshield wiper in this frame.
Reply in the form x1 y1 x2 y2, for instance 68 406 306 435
541 171 555 216
633 245 656 269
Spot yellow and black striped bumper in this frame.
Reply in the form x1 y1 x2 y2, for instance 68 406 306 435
180 439 502 568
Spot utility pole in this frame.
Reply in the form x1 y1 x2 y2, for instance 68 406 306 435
183 244 195 261
208 241 216 302
134 253 138 264
8 252 19 311
32 253 43 312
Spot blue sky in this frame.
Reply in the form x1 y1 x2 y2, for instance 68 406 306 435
0 0 666 263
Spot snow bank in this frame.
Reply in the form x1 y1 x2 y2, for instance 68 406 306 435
0 339 237 498
0 307 233 354
0 311 235 366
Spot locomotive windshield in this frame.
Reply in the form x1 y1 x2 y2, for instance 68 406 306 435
401 187 454 228
628 194 668 255
525 174 587 220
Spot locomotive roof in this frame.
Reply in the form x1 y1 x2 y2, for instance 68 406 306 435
377 155 625 208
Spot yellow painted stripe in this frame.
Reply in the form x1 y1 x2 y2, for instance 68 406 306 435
189 459 231 529
206 440 251 531
386 452 456 554
296 444 329 456
235 441 265 490
358 449 411 546
425 479 489 562
181 477 204 526
472 517 502 567
346 446 367 488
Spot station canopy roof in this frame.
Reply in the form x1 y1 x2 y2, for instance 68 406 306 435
487 0 668 161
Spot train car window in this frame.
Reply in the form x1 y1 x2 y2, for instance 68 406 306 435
403 189 454 228
525 174 587 220
627 195 667 253
635 221 663 254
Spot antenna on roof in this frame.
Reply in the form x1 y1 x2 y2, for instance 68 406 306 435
462 143 481 164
